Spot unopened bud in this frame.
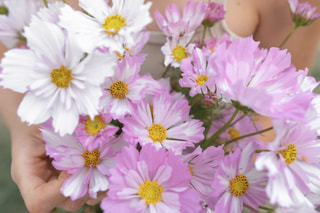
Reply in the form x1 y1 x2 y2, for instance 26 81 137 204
204 92 217 106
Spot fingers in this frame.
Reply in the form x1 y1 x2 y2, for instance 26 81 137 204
86 191 107 206
18 171 90 213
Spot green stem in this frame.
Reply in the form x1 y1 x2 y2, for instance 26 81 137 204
229 112 247 126
43 0 48 7
279 25 298 48
200 25 207 48
244 204 258 213
162 64 171 78
259 205 275 211
204 109 214 140
224 126 273 146
202 109 239 149
62 0 66 3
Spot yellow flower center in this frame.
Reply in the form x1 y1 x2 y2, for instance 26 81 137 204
279 144 297 165
102 14 126 35
229 174 249 197
195 75 209 86
110 81 128 99
138 180 163 205
51 65 73 88
172 45 188 62
228 128 241 140
148 123 167 143
83 149 101 167
84 115 106 136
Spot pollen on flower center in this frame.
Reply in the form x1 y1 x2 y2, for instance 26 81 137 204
85 115 106 136
148 123 167 143
229 174 249 197
51 65 73 88
172 45 188 62
110 81 128 99
138 180 163 205
195 75 209 86
279 144 297 165
189 166 193 176
83 149 101 167
102 14 126 35
228 128 241 140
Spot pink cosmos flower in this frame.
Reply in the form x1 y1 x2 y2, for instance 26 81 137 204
154 0 206 38
203 2 225 26
179 47 216 97
183 146 224 197
0 0 42 48
59 0 152 53
115 31 150 65
213 36 313 121
206 142 268 213
101 144 203 213
73 110 119 152
99 56 162 119
0 18 117 136
288 0 320 26
120 91 205 154
255 121 320 208
41 124 117 200
161 35 195 68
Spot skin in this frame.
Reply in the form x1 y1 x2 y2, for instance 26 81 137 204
0 0 320 212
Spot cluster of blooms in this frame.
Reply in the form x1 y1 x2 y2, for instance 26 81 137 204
1 0 320 212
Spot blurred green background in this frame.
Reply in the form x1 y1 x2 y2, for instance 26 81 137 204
1 47 320 213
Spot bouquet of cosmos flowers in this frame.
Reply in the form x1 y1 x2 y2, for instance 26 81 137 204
1 0 320 212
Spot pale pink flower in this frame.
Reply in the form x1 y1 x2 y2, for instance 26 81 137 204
0 0 42 48
154 0 206 38
161 35 195 68
99 56 162 119
73 111 119 152
183 146 224 197
101 144 203 213
206 142 268 213
59 0 152 53
0 18 116 135
120 92 205 154
41 124 116 200
255 121 320 208
213 37 313 121
288 0 320 26
179 47 216 97
203 2 225 26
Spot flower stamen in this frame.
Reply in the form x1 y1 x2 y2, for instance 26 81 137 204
51 65 73 88
83 149 101 167
229 174 249 197
228 128 241 140
279 144 297 165
138 180 163 205
148 123 167 143
102 14 126 35
172 45 188 62
195 75 209 86
110 81 128 99
85 115 106 136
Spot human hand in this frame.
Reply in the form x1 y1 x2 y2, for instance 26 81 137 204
9 122 93 213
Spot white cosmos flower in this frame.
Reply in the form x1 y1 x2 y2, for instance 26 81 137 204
0 0 43 48
0 18 117 136
59 0 152 53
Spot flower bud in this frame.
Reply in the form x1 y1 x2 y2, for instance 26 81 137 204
202 2 225 27
204 92 217 106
